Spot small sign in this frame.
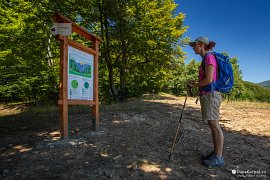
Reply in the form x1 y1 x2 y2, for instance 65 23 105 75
51 23 72 36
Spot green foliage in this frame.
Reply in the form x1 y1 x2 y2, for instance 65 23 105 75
240 81 270 102
0 0 268 104
0 0 59 103
227 56 245 99
258 80 270 89
166 58 199 96
96 0 187 100
0 0 188 103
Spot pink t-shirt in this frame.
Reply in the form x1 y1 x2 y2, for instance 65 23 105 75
199 53 218 94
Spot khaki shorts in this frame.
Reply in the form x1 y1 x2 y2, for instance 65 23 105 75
200 91 222 121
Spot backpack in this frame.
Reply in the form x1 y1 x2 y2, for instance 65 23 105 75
201 52 234 93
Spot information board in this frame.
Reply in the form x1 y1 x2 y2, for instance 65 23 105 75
68 46 94 100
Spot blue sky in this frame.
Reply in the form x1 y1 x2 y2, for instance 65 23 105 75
176 0 270 83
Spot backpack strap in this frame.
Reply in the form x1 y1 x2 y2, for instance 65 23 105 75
201 52 218 80
200 52 219 94
201 54 207 71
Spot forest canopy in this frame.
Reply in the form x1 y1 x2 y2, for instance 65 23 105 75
1 0 269 103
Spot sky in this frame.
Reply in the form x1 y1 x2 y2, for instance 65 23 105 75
175 0 270 83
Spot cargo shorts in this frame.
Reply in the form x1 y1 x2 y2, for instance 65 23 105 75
200 91 222 121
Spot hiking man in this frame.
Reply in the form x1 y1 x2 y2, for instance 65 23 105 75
188 36 224 167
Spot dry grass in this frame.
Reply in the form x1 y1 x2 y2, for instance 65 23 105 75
223 100 270 109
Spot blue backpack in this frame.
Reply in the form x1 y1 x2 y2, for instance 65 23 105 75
201 52 234 93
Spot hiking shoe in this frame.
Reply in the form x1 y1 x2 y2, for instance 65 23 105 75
203 155 224 167
201 150 215 160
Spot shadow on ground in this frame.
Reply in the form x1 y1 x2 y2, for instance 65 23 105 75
0 94 269 179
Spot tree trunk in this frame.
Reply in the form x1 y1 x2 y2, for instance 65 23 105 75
118 40 128 100
98 0 118 99
118 11 128 100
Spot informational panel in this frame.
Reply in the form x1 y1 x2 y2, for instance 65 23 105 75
68 46 94 100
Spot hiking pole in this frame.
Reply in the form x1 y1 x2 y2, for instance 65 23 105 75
168 89 189 160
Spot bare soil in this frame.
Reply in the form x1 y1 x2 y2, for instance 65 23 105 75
0 93 269 179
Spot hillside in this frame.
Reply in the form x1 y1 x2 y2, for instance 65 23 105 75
0 94 269 179
258 80 270 88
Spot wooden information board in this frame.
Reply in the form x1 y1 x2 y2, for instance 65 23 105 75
53 13 101 138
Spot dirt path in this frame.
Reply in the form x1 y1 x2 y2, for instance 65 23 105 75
0 94 269 179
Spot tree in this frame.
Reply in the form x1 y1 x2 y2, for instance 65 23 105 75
0 0 188 102
97 0 187 100
229 56 245 100
0 0 59 102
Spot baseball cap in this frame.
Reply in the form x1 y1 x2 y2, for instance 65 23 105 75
189 36 209 47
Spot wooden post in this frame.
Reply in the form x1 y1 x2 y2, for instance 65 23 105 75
59 36 69 138
92 39 100 131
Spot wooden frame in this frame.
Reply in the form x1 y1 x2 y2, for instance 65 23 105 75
54 13 101 138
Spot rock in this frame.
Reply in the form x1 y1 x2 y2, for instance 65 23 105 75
2 169 9 176
33 151 39 154
20 126 27 130
113 155 122 160
127 162 138 171
103 171 113 178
